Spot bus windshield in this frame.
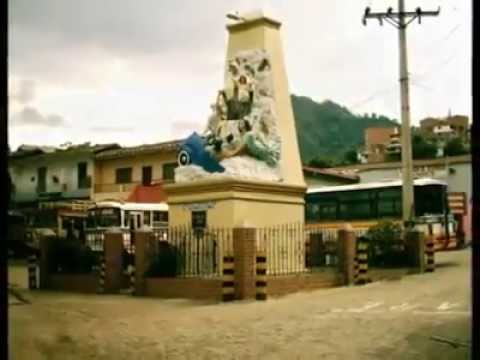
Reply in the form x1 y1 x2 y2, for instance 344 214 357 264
86 208 121 228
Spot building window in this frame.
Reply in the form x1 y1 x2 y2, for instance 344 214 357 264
115 167 132 184
162 163 177 181
77 162 90 189
142 166 152 186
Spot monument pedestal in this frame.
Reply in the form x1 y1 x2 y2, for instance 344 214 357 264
164 179 306 228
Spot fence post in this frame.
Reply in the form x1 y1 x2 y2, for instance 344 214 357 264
28 251 38 290
233 227 257 300
337 226 357 286
222 256 235 302
255 254 267 300
97 254 106 294
405 230 425 273
103 231 124 293
39 236 53 289
134 230 155 296
425 235 435 272
355 239 369 285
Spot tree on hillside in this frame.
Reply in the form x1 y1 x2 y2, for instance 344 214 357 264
444 137 469 156
412 134 437 159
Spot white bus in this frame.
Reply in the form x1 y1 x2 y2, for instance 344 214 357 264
85 201 169 251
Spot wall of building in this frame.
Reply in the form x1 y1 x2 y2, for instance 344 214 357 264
95 151 177 187
9 154 94 203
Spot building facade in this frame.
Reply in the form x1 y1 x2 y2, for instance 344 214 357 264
360 126 400 164
93 140 180 202
419 115 469 142
9 144 119 209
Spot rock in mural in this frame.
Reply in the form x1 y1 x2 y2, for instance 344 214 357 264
176 49 282 182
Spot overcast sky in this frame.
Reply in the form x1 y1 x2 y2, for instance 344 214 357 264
8 0 471 150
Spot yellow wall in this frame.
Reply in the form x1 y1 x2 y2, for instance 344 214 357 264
96 151 177 185
93 150 177 201
225 17 306 188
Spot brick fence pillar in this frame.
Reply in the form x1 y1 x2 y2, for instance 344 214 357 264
337 227 357 286
104 231 124 293
405 230 425 273
134 230 155 296
233 227 256 300
39 236 54 289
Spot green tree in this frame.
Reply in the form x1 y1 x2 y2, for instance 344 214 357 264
412 134 437 159
444 137 468 156
343 149 359 165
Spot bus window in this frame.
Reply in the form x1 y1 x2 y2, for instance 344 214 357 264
415 185 445 217
153 211 168 226
338 190 374 220
89 208 121 228
124 210 130 227
377 188 401 218
144 211 151 227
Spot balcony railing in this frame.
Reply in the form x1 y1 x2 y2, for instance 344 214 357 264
94 178 172 194
94 182 140 194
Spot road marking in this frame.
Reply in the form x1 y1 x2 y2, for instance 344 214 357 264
389 302 418 312
413 310 470 316
437 302 459 311
347 301 383 313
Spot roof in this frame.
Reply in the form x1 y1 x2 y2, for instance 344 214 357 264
127 184 168 203
95 140 182 160
302 166 359 182
10 143 120 159
329 154 471 172
307 177 447 194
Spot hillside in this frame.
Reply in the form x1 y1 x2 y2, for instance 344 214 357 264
291 95 398 164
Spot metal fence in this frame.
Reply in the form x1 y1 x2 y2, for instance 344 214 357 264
257 224 339 276
147 227 234 278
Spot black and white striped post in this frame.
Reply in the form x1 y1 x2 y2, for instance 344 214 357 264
129 264 136 295
222 256 235 302
98 255 106 294
353 256 359 284
28 252 38 290
356 240 368 285
425 237 435 272
255 254 267 300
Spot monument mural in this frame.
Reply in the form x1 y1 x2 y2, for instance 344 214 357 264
176 49 282 182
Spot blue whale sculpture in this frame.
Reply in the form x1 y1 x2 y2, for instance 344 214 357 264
178 132 225 173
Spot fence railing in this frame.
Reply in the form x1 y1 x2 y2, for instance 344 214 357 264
146 227 234 278
257 224 339 276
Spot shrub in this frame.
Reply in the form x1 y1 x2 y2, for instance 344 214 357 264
49 238 97 274
145 241 183 278
364 220 407 267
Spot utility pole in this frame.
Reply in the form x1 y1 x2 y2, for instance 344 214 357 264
362 0 440 228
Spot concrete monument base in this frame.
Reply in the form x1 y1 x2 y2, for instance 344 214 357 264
164 178 306 228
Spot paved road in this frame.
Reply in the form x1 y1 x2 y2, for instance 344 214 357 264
9 249 471 360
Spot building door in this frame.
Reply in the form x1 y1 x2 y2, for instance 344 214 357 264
142 166 152 186
37 167 47 193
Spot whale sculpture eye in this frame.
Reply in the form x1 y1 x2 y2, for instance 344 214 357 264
178 149 191 166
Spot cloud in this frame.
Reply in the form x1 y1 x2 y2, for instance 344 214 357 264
89 126 134 133
11 106 67 127
170 120 202 138
11 79 36 104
